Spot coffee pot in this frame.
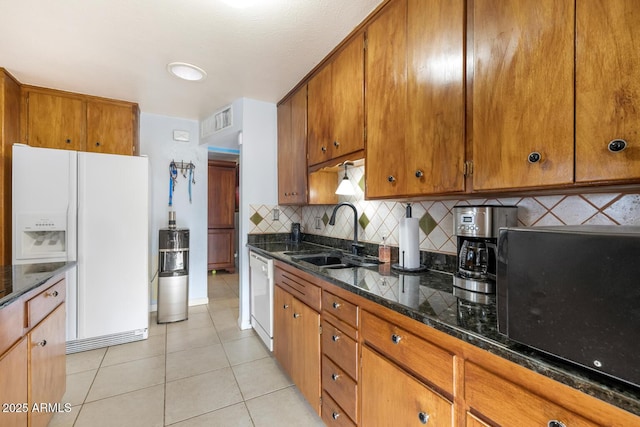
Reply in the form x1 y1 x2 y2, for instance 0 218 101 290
458 240 488 279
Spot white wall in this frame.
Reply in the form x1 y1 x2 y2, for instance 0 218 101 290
140 113 209 309
238 98 278 329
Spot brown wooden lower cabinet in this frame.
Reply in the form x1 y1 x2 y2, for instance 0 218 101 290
360 345 454 426
29 303 66 427
207 228 235 272
0 338 28 427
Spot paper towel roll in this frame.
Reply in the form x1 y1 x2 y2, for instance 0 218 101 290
398 217 420 269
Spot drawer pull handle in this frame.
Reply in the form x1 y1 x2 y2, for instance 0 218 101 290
332 335 340 342
48 290 59 297
418 411 429 424
283 304 289 309
391 334 402 344
321 146 327 153
608 139 627 152
548 421 566 427
332 301 341 309
293 313 300 319
332 412 340 420
334 140 340 148
415 169 424 178
528 151 541 163
37 340 47 347
331 373 340 381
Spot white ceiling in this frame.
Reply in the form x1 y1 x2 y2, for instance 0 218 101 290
0 0 381 120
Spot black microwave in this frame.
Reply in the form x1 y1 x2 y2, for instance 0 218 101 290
497 225 640 388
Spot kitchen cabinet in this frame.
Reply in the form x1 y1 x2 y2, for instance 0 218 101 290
0 68 20 266
365 0 465 199
575 0 640 183
321 290 359 425
277 87 308 205
471 0 574 191
0 338 28 427
0 274 66 427
23 87 139 155
308 33 364 168
273 263 321 415
207 160 236 272
361 346 453 426
29 303 66 427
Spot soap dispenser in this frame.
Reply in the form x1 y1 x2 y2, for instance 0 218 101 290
378 236 391 263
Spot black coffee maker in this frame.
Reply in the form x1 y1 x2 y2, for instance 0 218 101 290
453 205 517 293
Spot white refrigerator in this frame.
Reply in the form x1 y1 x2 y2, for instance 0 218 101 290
12 144 149 353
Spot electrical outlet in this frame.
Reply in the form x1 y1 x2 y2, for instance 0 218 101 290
315 217 322 229
273 208 280 221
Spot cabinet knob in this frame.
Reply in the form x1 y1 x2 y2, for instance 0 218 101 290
95 141 101 146
415 170 424 178
331 373 340 381
284 192 289 196
528 152 541 163
65 139 71 144
608 139 627 152
321 146 327 153
47 290 59 298
36 339 47 347
547 421 566 427
391 334 402 344
387 175 396 183
332 334 340 342
333 140 340 148
418 411 430 424
293 313 300 318
332 301 341 309
283 304 289 309
332 412 340 420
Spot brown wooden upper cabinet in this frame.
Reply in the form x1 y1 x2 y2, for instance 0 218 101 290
575 0 640 183
308 33 364 168
471 0 575 191
365 0 465 199
277 87 308 205
23 87 139 156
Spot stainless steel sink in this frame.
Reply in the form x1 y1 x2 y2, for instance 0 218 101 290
290 252 383 269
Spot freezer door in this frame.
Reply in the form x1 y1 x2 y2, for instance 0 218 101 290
77 152 149 339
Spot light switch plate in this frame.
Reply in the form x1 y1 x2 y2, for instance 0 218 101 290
173 130 190 142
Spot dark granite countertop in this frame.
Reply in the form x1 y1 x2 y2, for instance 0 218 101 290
0 262 76 308
247 239 640 417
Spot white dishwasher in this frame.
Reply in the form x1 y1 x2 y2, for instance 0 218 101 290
249 251 274 351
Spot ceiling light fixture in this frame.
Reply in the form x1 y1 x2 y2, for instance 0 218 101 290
335 161 355 195
167 62 207 81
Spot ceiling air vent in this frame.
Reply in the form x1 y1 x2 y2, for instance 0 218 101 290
201 105 233 138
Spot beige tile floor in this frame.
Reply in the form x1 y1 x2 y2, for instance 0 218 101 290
50 272 325 427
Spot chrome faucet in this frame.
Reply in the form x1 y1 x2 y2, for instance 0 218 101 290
328 202 364 256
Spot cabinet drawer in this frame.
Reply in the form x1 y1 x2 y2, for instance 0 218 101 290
322 320 358 380
361 310 454 395
465 361 598 427
275 268 321 312
0 300 24 355
27 280 65 328
322 355 357 422
322 290 357 327
321 389 356 427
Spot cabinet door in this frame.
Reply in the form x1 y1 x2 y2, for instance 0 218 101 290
87 101 136 155
29 303 66 427
277 88 308 205
291 296 321 415
27 91 86 151
308 64 333 166
207 229 234 270
331 33 364 159
575 0 640 182
273 285 293 376
361 346 453 426
471 0 574 191
207 161 236 228
0 338 28 427
406 0 465 195
365 0 407 198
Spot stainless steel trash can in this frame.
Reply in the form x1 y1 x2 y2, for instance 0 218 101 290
157 228 189 323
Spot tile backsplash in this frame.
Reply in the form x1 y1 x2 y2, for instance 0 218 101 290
249 166 640 255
